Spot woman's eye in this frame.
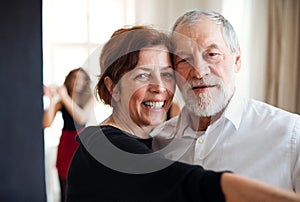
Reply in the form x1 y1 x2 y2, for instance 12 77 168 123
162 72 174 80
135 73 150 80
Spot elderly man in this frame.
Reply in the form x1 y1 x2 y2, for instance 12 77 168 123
151 9 300 192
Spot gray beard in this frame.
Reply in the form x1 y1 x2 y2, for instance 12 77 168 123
182 75 235 117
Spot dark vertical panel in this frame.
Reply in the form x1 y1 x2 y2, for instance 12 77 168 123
297 4 300 114
0 0 46 201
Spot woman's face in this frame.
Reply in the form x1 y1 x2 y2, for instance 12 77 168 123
73 70 88 93
116 45 175 127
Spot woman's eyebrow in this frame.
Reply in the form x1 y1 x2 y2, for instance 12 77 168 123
135 66 152 71
161 65 173 70
135 65 172 70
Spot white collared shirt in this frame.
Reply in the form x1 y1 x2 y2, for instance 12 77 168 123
151 93 300 192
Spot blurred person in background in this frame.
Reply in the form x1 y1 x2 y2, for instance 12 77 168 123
43 67 93 202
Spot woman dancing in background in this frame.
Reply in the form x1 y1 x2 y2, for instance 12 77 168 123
43 67 93 202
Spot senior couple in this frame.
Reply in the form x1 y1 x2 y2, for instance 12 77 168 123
66 9 300 202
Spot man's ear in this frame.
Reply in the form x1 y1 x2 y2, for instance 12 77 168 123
104 76 120 102
234 46 242 73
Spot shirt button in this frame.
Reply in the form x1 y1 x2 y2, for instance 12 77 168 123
198 138 204 144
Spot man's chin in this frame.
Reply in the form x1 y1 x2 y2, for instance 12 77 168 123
191 109 219 117
185 101 225 117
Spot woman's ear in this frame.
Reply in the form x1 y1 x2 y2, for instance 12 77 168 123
104 76 120 102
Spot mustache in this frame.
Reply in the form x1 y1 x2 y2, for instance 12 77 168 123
187 76 224 88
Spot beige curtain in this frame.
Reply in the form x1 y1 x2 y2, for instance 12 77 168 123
266 0 300 113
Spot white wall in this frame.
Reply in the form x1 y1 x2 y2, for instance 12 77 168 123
134 0 222 30
223 0 269 101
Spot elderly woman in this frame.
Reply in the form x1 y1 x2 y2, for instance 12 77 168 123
66 26 300 202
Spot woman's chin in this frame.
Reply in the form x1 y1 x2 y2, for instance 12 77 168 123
148 115 166 126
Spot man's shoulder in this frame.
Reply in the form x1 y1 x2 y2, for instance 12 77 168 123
150 116 179 138
247 99 299 117
164 116 179 127
243 99 300 130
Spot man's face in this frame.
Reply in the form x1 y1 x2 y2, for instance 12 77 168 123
173 18 241 117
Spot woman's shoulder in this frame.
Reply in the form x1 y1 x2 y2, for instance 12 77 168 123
78 125 135 141
77 125 153 154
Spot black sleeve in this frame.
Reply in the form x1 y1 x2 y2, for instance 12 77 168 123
168 162 226 202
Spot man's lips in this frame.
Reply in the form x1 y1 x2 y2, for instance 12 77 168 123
192 85 217 90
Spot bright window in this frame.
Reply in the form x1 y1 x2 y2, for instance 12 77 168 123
43 0 135 85
43 0 136 127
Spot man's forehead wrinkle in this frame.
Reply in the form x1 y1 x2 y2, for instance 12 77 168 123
174 26 199 41
173 31 195 46
173 19 224 48
173 37 200 55
173 32 224 56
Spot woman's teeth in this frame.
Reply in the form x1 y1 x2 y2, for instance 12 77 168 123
144 101 164 109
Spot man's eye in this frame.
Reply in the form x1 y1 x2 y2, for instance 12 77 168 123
208 53 220 57
204 51 222 58
176 57 192 65
204 52 222 63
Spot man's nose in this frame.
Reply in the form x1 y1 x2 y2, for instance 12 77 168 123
190 54 211 79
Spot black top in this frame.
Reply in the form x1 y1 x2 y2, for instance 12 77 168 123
61 106 85 130
67 126 226 202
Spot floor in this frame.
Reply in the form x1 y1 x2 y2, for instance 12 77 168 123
44 117 62 202
43 102 112 202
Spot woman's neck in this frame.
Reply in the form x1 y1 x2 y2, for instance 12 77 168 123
101 114 152 139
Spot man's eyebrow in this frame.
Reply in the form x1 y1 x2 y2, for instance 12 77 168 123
173 43 221 56
206 43 220 49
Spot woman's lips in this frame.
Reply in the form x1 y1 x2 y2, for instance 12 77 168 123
143 101 165 109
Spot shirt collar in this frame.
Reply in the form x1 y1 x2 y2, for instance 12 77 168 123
175 106 197 138
222 92 244 130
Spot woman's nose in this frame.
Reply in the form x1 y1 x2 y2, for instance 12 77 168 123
149 76 166 93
